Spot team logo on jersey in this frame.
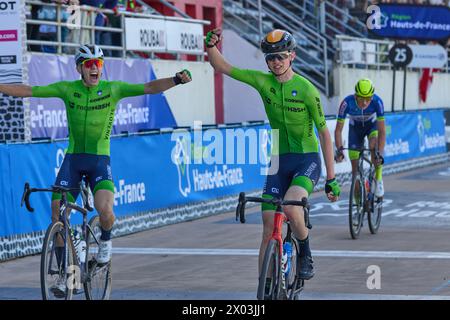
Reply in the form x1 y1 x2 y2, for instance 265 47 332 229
97 90 102 96
292 90 297 96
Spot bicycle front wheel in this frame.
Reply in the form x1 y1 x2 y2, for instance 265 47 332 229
257 239 282 300
84 216 112 300
282 237 303 300
349 174 364 239
41 221 77 300
368 196 383 234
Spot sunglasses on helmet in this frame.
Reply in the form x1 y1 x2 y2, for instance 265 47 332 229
264 52 291 62
81 58 104 69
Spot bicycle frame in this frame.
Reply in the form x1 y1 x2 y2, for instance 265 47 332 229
236 192 310 300
272 205 287 266
357 148 376 201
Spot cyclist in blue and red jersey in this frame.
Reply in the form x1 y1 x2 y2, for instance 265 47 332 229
334 78 386 197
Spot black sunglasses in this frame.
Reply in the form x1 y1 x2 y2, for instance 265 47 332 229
264 52 291 62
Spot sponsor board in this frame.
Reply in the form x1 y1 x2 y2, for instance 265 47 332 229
0 0 21 72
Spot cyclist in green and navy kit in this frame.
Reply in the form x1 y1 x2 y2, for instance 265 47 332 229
205 28 340 284
0 44 192 296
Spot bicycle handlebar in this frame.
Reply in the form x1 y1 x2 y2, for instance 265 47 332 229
21 182 92 213
236 192 311 228
338 147 375 153
336 147 382 163
21 183 34 212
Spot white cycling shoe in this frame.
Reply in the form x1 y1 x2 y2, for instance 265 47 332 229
374 179 384 198
97 240 112 264
50 277 66 298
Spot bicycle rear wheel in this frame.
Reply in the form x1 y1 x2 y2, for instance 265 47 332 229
41 221 76 300
368 196 383 234
84 216 112 300
257 239 282 300
349 174 364 239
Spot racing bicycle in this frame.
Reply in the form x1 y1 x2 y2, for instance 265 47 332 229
236 192 311 300
348 148 383 239
21 178 112 300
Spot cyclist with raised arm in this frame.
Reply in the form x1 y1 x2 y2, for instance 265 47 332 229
0 44 192 296
334 78 386 197
205 29 340 284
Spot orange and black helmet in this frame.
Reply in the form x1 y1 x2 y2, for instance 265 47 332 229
260 29 296 54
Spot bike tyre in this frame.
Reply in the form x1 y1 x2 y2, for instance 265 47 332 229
257 239 282 300
84 216 112 300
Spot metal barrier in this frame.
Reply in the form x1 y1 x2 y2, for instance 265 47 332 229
335 35 450 73
223 0 330 96
319 0 367 48
25 0 210 60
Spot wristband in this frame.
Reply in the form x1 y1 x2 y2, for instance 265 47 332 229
205 31 219 48
173 75 182 85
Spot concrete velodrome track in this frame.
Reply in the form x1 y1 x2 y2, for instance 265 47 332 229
1 162 450 301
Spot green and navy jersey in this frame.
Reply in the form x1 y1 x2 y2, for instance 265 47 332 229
337 94 385 125
32 80 145 156
230 67 327 155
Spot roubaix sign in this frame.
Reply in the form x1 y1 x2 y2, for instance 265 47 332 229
125 17 204 55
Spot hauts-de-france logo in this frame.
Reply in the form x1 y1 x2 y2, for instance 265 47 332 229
417 114 426 153
366 5 389 30
171 136 191 197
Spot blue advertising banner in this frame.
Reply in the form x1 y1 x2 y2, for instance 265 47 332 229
0 124 270 237
1 111 446 237
367 4 450 40
384 109 446 164
28 55 176 139
0 140 70 237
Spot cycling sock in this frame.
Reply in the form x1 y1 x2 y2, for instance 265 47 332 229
376 165 383 181
55 246 65 268
100 227 112 241
296 236 311 258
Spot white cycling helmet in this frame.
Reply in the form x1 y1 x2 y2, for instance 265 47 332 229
75 45 104 65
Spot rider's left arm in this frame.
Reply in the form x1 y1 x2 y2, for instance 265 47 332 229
318 128 336 181
305 85 335 181
144 78 177 94
144 70 192 94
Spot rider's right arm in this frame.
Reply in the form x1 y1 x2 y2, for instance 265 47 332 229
206 45 233 76
0 84 33 97
31 82 66 98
